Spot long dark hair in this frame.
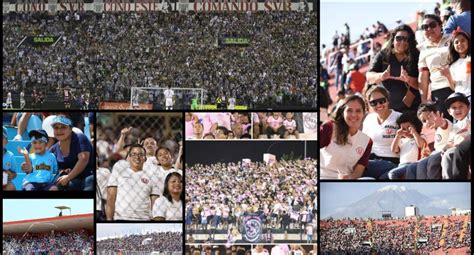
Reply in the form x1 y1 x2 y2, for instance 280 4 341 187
163 172 184 203
448 29 471 65
332 95 366 145
381 24 419 72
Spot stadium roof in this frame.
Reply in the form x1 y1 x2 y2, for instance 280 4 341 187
3 213 93 234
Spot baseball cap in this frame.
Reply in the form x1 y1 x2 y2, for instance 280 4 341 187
50 116 73 127
29 129 49 144
445 92 470 107
3 126 7 138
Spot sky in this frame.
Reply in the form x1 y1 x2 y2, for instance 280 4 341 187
3 199 93 222
320 0 441 50
320 183 471 218
96 223 182 240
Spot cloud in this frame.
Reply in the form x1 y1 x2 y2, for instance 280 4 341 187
429 199 451 208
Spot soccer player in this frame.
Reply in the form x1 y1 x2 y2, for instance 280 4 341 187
164 85 174 110
64 88 71 109
132 94 140 109
6 91 13 109
228 94 236 110
106 145 160 221
20 90 25 109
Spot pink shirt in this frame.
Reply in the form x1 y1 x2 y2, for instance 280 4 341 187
267 116 283 129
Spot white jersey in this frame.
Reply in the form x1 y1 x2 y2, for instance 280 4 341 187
107 167 160 220
152 196 183 220
20 92 25 102
164 89 174 107
362 110 401 158
228 97 236 109
164 89 174 99
96 167 111 211
145 164 182 195
7 92 12 103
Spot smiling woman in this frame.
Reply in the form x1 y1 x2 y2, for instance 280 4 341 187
320 95 373 180
49 114 94 191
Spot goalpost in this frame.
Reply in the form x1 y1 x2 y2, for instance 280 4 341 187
130 87 206 110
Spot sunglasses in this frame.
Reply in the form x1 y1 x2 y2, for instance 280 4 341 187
369 97 387 107
395 35 408 42
421 22 438 31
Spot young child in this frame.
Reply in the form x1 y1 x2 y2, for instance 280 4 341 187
18 129 59 191
283 112 300 139
441 92 471 179
266 112 285 139
3 126 17 191
403 103 453 179
386 112 426 179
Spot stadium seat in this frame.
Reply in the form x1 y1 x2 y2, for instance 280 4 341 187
27 115 43 133
11 173 25 190
6 141 30 155
84 116 91 140
5 126 30 141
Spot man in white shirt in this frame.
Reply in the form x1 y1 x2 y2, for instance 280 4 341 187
106 145 160 221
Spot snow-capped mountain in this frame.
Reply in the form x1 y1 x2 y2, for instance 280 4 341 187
328 185 451 219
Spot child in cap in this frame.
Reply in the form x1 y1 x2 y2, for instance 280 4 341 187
3 126 17 191
18 129 59 191
441 92 471 179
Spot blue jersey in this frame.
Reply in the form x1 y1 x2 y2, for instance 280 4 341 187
24 152 58 184
3 149 18 172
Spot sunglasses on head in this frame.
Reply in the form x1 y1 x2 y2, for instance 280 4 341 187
369 97 387 107
395 35 408 42
421 21 438 31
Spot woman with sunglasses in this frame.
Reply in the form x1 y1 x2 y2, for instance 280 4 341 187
362 86 401 179
366 24 421 113
320 95 372 179
418 14 453 121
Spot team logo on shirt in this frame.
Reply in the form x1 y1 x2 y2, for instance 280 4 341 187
386 128 393 135
35 163 51 171
436 134 442 143
141 178 149 184
356 147 364 156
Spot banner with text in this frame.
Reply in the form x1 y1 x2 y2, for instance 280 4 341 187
3 0 313 14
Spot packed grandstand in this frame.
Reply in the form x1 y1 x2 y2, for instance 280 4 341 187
97 231 183 254
2 214 94 255
320 214 471 254
3 0 316 110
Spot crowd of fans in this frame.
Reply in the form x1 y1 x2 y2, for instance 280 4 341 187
3 10 316 109
320 0 471 180
3 230 94 255
96 113 183 221
185 245 251 255
97 232 182 253
320 214 471 254
185 159 317 240
185 112 252 140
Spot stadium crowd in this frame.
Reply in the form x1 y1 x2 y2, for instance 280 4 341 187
320 215 471 254
97 232 182 253
96 113 183 221
3 230 94 255
320 0 471 180
185 159 317 236
185 112 252 140
3 11 316 109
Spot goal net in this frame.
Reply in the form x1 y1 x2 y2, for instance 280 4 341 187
130 87 206 110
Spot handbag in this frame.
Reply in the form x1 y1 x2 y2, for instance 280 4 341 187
402 84 416 108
